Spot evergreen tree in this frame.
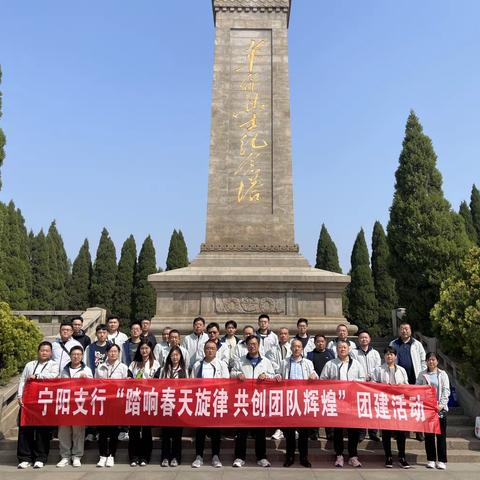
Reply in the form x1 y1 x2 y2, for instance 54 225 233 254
68 239 92 310
166 229 189 270
470 184 480 243
134 235 157 320
90 228 117 310
371 221 397 336
387 111 470 333
0 203 8 300
0 202 31 308
46 221 69 309
113 235 137 321
347 229 378 333
30 230 51 309
0 66 5 190
459 200 478 244
315 224 342 272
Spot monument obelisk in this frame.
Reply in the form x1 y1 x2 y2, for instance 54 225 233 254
149 0 351 334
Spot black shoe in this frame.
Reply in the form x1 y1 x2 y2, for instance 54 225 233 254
385 457 393 468
326 433 334 441
399 458 411 469
369 434 381 442
416 433 424 442
300 458 312 468
310 433 319 441
283 457 294 467
358 435 366 442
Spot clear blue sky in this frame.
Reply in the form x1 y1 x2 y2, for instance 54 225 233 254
1 0 479 272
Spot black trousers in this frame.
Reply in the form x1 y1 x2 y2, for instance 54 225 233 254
98 426 119 457
425 416 447 463
234 428 266 461
382 430 406 458
17 425 51 463
285 427 309 460
195 428 221 457
128 426 152 463
162 427 183 462
334 428 360 457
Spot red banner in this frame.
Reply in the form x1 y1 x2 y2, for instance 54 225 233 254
21 378 440 433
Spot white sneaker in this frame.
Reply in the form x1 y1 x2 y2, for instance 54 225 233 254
272 429 284 440
139 461 147 466
85 433 95 442
212 455 222 468
72 457 81 468
170 458 178 467
436 462 447 470
130 461 138 467
161 459 169 467
118 431 129 441
426 461 436 469
232 458 245 468
192 455 203 468
33 461 44 469
56 458 70 468
257 458 271 467
17 462 31 469
348 456 362 468
335 455 344 468
106 455 114 467
96 456 107 468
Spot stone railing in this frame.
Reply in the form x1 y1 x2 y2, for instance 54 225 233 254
416 332 480 417
0 377 20 440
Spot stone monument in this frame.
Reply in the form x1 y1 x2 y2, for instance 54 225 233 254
149 0 352 334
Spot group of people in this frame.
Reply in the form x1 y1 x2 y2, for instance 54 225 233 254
16 314 450 471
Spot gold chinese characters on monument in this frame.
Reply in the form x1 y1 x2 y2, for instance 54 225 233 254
232 33 271 204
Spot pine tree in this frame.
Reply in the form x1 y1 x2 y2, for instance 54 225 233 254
113 235 137 321
134 235 157 320
29 230 51 309
387 111 470 333
0 66 5 190
459 200 478 244
470 184 480 244
46 221 69 309
315 224 342 272
347 229 378 333
166 229 189 270
68 239 92 310
0 202 32 308
90 228 117 310
0 203 8 300
371 221 397 336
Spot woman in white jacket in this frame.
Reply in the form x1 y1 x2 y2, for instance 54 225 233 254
416 352 450 470
17 341 59 469
95 343 128 468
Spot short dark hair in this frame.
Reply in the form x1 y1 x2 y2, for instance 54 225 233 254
129 321 142 330
193 316 205 325
297 318 308 326
59 321 73 329
426 351 438 361
243 324 254 332
38 341 53 351
169 329 180 337
107 315 120 322
106 343 121 353
225 320 237 329
70 316 83 323
357 329 370 337
384 346 397 355
258 314 270 321
70 345 84 355
245 334 259 345
206 322 220 332
96 324 108 332
204 339 217 350
314 334 326 342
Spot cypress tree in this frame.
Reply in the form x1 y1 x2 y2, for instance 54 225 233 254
0 202 8 300
459 200 478 244
347 229 378 333
0 66 5 190
134 235 157 320
315 224 342 273
90 228 117 310
371 221 397 336
30 230 51 309
387 111 470 333
470 184 480 243
68 239 92 310
46 221 69 309
166 229 189 270
113 235 137 321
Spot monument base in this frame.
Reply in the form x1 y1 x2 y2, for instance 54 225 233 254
148 252 353 336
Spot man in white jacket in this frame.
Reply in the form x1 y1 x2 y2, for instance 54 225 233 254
191 340 230 469
52 322 82 372
320 340 366 468
256 314 278 355
182 317 209 370
231 335 275 468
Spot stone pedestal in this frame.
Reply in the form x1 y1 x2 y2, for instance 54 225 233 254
149 1 352 335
